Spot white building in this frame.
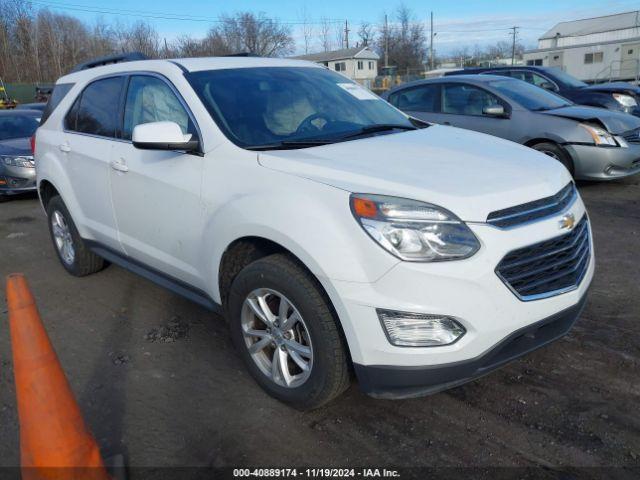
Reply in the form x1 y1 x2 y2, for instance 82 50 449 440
523 11 640 83
292 47 379 88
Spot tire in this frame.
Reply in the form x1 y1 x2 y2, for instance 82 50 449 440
531 142 574 176
46 195 106 276
227 253 351 410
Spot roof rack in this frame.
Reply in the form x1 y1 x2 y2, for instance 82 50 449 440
70 52 149 73
222 52 259 57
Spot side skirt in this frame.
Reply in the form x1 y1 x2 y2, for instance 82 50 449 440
85 240 224 315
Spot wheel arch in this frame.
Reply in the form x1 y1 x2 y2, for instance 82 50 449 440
217 235 354 365
523 137 559 148
38 179 60 210
524 138 575 174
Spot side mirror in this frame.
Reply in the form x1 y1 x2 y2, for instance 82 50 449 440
539 81 557 92
482 105 507 117
132 121 199 152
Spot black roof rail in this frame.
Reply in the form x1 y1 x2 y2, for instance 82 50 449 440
222 52 259 57
70 52 149 73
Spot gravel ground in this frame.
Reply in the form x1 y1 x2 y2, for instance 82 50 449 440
0 177 638 478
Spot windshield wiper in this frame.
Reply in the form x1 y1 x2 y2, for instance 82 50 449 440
245 124 418 151
337 123 417 140
246 139 335 151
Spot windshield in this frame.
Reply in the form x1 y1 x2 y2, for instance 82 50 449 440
187 67 413 149
488 79 572 111
0 114 39 141
546 67 588 88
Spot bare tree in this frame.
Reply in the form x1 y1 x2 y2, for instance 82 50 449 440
298 6 313 55
334 21 344 50
357 21 374 47
375 5 427 72
210 12 294 57
318 17 333 52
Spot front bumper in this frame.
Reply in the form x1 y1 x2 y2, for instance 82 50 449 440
321 196 594 398
565 143 640 180
0 165 37 195
355 292 587 398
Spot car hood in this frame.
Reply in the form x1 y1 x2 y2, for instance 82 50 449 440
258 126 571 223
540 105 640 134
583 82 640 95
0 137 31 156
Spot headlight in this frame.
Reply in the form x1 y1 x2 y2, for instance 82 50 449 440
2 155 35 168
612 93 638 109
350 194 480 262
579 124 617 147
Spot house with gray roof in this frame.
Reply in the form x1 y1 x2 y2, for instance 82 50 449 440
524 11 640 82
292 47 379 87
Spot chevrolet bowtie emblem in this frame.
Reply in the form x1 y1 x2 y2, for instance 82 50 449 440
559 213 576 231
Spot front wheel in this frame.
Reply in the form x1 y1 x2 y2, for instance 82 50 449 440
227 254 351 410
531 142 574 176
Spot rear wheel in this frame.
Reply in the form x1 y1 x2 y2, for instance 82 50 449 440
531 142 574 176
46 195 106 276
227 254 351 410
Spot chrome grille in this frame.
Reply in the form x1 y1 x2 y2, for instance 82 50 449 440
496 216 590 301
487 183 576 229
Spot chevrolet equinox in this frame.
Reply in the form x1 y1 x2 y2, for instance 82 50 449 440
34 54 594 409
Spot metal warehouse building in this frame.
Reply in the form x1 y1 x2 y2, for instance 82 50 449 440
523 11 640 83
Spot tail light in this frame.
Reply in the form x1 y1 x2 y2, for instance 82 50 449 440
30 131 37 156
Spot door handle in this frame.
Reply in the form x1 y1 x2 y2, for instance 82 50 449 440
110 159 129 173
59 143 71 153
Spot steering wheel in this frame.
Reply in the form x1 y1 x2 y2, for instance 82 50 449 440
296 113 331 135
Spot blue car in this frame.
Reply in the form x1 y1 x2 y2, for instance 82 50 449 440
445 66 640 117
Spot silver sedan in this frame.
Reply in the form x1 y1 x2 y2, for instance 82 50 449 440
0 109 39 199
383 75 640 180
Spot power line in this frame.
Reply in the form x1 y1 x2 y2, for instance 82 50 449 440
30 0 551 34
30 0 346 25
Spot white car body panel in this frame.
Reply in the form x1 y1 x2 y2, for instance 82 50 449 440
259 126 572 222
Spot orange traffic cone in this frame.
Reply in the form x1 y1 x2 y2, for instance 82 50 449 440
6 273 110 480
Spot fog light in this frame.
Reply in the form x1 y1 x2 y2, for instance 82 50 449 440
377 309 465 347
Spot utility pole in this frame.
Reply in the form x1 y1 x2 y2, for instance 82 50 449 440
384 14 389 68
345 20 350 49
510 26 517 65
429 11 434 70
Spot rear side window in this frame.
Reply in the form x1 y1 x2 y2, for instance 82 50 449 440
389 84 440 112
66 77 125 138
41 83 74 125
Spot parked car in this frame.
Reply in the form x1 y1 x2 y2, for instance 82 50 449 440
0 109 40 200
445 66 640 117
384 75 640 180
36 54 593 409
16 102 46 113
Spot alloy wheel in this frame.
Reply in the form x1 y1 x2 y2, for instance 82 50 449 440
241 288 314 388
51 210 75 266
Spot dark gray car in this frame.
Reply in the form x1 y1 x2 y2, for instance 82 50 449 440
383 75 640 180
0 109 40 199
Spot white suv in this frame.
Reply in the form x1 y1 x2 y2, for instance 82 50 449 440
35 54 594 409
